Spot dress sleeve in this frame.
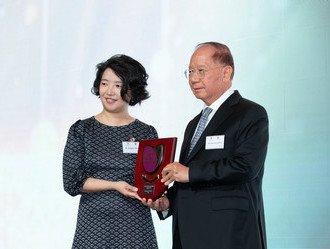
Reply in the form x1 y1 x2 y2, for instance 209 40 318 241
62 120 88 196
147 125 158 139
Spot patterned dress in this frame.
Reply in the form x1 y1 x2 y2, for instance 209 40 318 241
63 117 159 249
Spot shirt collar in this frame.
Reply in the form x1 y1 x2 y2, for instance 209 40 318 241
203 87 235 112
201 88 234 125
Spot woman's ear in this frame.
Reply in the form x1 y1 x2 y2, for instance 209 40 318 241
124 89 133 105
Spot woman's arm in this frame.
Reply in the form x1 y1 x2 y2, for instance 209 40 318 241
82 178 141 200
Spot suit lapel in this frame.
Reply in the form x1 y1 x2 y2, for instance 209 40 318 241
184 91 242 163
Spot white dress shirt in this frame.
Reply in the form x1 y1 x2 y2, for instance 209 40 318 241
201 87 235 129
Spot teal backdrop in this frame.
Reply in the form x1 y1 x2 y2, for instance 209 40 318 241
0 1 329 248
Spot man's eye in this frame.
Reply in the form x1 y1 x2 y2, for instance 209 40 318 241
197 69 205 73
189 69 194 74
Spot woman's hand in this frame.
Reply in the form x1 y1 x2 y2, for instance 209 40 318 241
114 181 142 201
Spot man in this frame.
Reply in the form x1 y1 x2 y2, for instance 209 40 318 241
143 42 268 249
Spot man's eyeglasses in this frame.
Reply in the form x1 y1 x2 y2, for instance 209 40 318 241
184 66 222 79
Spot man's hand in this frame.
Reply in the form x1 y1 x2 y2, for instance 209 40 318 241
161 162 189 186
142 195 170 212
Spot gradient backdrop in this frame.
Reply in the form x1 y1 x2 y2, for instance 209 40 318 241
1 0 329 248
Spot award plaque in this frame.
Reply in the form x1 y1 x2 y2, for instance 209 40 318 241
134 137 177 200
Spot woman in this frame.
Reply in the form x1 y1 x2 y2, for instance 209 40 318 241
63 54 158 248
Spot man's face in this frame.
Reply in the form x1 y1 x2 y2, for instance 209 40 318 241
188 45 231 106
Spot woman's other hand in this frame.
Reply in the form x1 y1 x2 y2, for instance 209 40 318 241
114 181 142 200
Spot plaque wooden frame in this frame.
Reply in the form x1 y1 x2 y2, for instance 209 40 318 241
134 137 177 200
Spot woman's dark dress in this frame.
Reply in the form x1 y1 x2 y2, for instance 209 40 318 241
63 117 158 249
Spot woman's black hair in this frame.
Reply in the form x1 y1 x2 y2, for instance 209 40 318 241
91 54 150 105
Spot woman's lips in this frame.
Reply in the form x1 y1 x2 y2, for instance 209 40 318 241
105 98 117 104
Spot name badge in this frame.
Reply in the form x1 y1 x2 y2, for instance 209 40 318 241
205 135 225 150
122 141 139 154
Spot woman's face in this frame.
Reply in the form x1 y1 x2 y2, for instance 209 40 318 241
99 68 128 114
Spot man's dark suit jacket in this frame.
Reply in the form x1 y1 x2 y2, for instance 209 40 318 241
160 90 269 249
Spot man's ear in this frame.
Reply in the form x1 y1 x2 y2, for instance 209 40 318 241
223 65 233 81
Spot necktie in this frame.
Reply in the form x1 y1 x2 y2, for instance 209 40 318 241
188 107 212 155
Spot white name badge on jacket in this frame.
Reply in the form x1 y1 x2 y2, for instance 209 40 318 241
122 141 139 154
205 135 225 150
